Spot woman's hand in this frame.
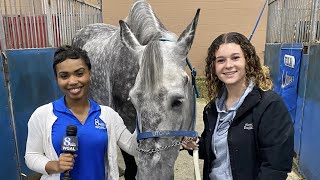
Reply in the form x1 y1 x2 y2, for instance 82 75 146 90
57 153 77 172
181 137 199 150
45 153 77 174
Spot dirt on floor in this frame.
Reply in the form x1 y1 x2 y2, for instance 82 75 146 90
118 98 305 180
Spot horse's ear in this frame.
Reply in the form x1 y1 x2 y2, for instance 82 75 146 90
177 9 200 55
119 20 141 51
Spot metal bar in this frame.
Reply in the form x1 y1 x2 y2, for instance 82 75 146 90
13 0 21 48
40 0 46 47
8 0 18 49
310 0 319 43
83 2 86 28
289 0 294 42
31 0 39 48
86 4 89 26
64 0 70 44
266 8 270 42
52 0 56 46
280 0 286 42
80 2 83 29
34 0 41 47
44 0 54 47
81 2 83 25
71 0 75 41
298 0 303 42
90 6 93 24
3 0 12 49
59 0 64 44
249 0 268 41
24 0 31 48
6 0 13 48
91 6 94 23
67 0 71 44
28 0 34 47
52 0 58 47
69 0 72 42
277 1 282 42
0 1 7 50
18 0 26 48
57 0 63 46
64 0 68 44
281 47 304 50
62 0 67 44
269 0 276 43
74 1 77 38
88 5 90 24
307 0 313 43
294 1 297 42
99 0 102 22
317 1 320 41
84 3 87 27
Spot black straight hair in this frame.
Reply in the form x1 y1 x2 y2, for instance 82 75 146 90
53 45 91 76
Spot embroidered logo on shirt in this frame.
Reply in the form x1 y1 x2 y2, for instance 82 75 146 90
95 119 106 129
244 123 254 130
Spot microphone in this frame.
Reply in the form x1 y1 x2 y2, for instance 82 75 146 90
61 125 78 180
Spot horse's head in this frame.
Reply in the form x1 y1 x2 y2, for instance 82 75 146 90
120 9 200 179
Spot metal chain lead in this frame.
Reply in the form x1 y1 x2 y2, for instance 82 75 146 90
136 137 196 154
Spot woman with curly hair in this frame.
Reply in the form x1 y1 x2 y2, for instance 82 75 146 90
183 32 294 180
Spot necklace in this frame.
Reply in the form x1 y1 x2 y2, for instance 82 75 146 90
69 109 88 123
68 100 90 123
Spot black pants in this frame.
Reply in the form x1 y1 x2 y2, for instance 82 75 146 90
120 149 137 180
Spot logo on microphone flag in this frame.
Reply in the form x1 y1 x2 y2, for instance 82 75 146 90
61 136 78 152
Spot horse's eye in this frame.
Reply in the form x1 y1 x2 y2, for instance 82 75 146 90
172 99 182 108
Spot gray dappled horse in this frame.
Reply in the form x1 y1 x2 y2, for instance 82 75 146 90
72 0 199 179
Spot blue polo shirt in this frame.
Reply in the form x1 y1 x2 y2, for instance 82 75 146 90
52 96 108 180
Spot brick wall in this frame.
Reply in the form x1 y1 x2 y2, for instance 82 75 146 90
102 0 267 76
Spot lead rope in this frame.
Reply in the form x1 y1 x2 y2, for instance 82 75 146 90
186 57 201 180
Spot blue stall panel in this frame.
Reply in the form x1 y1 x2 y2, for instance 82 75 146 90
276 44 303 121
294 53 309 156
5 48 61 176
264 43 282 86
0 55 20 179
298 45 320 180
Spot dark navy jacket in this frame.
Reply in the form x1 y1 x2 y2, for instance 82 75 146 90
196 86 294 180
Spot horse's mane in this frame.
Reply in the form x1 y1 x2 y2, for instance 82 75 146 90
126 1 169 45
140 41 163 93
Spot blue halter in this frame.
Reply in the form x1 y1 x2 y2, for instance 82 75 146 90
136 38 200 141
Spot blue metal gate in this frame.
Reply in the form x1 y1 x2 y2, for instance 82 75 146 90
265 43 320 180
297 45 320 180
0 54 20 179
0 48 62 179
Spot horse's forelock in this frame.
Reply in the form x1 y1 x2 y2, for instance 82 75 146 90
128 1 167 45
140 41 163 93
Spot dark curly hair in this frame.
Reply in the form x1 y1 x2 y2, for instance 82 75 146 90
205 32 273 100
53 45 91 77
